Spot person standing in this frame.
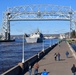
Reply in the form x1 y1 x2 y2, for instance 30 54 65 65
57 53 60 61
54 53 57 61
71 64 76 75
28 62 32 75
65 51 69 58
33 62 39 75
41 69 48 75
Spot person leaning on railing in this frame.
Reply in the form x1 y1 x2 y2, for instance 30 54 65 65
33 62 39 75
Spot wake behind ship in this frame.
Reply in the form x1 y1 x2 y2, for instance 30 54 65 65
25 29 43 43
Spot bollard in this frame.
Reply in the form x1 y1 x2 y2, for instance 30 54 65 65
38 53 40 58
18 62 24 75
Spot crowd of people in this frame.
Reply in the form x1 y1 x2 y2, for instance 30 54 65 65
18 60 76 75
28 62 48 75
20 50 73 75
54 51 69 61
18 49 75 75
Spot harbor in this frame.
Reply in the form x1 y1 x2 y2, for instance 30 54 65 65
0 1 76 75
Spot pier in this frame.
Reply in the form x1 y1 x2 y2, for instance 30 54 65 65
25 41 76 75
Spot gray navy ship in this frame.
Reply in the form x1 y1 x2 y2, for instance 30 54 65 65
25 29 43 43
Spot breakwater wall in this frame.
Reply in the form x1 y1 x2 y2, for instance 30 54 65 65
1 43 58 75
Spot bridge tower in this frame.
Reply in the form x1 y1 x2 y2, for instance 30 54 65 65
2 11 11 40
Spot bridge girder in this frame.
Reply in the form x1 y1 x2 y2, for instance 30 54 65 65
6 4 73 20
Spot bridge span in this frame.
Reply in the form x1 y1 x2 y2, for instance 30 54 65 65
1 4 76 40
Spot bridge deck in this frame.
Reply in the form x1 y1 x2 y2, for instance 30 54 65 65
25 41 76 75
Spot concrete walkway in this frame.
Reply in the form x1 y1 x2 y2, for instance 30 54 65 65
25 41 76 75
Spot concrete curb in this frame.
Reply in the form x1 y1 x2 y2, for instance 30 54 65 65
67 42 76 59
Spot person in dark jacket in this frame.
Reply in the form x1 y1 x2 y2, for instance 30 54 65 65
57 53 60 61
54 53 57 61
71 64 76 75
65 51 69 58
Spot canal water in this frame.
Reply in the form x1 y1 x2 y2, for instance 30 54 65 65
0 38 59 74
70 43 76 52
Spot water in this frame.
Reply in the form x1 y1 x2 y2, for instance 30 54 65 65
0 38 59 74
70 43 76 52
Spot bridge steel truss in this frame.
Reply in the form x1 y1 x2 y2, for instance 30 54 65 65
1 4 76 40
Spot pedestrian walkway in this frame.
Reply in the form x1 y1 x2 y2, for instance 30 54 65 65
25 41 76 75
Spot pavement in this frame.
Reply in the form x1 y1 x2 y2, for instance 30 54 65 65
25 41 76 75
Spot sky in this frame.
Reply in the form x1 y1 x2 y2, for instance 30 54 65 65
0 0 76 35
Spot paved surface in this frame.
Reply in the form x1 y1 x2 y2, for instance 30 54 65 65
25 41 76 75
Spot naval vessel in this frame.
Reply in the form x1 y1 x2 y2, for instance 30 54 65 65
25 29 43 43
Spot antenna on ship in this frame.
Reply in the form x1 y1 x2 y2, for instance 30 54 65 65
22 33 25 63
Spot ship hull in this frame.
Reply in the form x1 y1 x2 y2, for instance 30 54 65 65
25 38 43 43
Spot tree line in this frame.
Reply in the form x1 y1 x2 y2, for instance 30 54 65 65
71 30 76 38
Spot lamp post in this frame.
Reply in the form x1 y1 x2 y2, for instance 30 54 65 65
42 40 44 52
52 38 53 46
22 33 25 63
49 38 52 47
